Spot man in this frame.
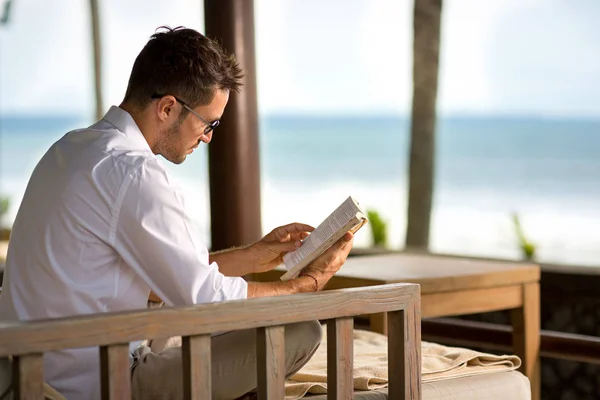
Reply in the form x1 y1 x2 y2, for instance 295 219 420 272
0 26 354 399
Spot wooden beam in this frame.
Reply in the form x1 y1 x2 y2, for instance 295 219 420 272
406 0 443 250
422 285 523 318
422 317 600 365
0 283 420 356
204 0 262 250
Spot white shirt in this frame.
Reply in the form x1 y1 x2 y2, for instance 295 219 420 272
0 106 247 399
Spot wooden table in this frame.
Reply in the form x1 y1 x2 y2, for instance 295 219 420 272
255 252 541 400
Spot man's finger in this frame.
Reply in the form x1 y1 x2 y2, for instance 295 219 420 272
289 231 311 241
277 222 315 236
270 240 302 254
274 223 313 242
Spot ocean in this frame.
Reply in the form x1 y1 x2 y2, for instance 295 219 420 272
1 114 599 266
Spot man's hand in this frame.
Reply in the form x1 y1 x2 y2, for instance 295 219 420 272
247 222 314 274
300 231 354 290
246 231 354 298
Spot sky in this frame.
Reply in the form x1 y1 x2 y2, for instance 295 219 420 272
0 0 599 117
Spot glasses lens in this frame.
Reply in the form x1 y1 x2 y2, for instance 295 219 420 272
204 120 220 134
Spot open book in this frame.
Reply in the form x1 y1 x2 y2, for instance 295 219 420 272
280 196 368 281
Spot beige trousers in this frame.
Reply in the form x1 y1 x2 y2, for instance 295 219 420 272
130 321 322 400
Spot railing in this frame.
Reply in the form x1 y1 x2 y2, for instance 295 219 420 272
422 318 600 365
0 283 421 400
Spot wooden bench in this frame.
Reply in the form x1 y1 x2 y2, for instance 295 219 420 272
0 283 421 399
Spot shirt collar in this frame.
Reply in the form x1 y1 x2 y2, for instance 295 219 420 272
102 106 152 151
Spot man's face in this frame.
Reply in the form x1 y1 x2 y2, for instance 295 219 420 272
157 89 229 164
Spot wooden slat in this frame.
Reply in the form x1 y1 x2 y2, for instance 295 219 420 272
257 325 285 400
422 285 523 318
12 353 44 399
100 344 131 400
422 317 600 364
0 283 419 357
388 311 404 399
327 317 353 400
182 334 211 400
388 298 422 399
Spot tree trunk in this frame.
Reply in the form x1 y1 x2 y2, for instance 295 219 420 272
89 0 103 120
405 0 442 250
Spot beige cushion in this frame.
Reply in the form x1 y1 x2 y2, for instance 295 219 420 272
306 370 531 400
285 326 522 398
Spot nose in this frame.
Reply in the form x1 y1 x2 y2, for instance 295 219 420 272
201 131 213 144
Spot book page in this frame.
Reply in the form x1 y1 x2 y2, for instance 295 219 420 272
283 196 361 269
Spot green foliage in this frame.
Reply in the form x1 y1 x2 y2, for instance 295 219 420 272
512 213 536 260
0 196 8 219
366 209 388 248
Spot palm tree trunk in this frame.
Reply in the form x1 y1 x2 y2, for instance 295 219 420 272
405 0 442 250
89 0 103 120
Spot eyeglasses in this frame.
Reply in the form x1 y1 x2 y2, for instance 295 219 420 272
151 94 220 135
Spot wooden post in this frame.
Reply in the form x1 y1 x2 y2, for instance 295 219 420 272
388 299 422 399
257 326 286 400
182 335 212 400
12 354 44 399
327 318 354 400
89 0 104 120
405 0 442 250
100 344 131 399
204 0 262 251
512 282 541 400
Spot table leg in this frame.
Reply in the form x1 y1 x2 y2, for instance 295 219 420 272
511 282 540 400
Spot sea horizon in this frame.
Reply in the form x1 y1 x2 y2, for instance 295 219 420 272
1 113 599 267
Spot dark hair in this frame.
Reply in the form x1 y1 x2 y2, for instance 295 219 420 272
123 26 243 109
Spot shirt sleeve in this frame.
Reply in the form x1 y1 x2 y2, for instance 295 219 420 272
111 158 247 306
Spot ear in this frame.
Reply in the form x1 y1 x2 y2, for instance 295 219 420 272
156 96 177 122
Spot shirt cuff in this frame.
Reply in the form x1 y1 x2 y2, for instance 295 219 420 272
214 275 248 302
